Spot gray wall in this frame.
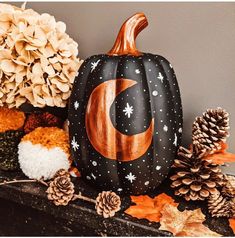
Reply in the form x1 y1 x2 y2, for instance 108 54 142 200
12 2 235 151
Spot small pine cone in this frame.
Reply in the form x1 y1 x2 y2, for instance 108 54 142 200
222 175 235 198
192 108 229 155
54 169 70 179
46 175 74 206
208 189 233 218
171 146 225 201
95 191 121 218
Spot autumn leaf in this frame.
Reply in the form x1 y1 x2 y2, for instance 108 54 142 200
205 151 235 165
125 193 178 222
159 204 221 237
229 218 235 234
69 166 81 177
204 143 235 165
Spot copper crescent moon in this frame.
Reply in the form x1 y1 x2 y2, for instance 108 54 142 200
85 78 154 162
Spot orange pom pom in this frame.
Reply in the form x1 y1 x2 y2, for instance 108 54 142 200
0 107 25 133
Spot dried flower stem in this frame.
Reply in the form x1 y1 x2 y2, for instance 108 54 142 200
72 192 96 204
0 179 48 186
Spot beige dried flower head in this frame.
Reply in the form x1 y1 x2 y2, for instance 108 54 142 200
0 3 83 108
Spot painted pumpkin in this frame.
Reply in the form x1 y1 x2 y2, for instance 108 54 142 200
69 13 183 195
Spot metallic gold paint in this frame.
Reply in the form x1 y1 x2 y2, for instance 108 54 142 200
85 78 154 161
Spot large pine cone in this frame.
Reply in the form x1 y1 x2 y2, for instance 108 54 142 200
46 174 74 206
171 146 225 201
95 191 121 218
208 189 233 218
192 108 229 155
222 175 235 198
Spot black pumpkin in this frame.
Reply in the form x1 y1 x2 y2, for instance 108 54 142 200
68 13 183 195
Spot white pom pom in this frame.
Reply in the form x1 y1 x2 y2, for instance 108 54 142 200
18 141 70 180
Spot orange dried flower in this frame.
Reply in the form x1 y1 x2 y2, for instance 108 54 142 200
0 107 25 133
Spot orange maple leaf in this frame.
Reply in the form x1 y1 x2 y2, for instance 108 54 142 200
203 143 235 165
159 204 221 236
229 218 235 234
125 193 178 222
69 166 81 177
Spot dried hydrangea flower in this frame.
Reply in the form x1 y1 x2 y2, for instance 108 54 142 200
0 3 83 108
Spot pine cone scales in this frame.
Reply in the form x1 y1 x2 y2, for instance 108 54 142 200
54 169 70 179
46 174 74 206
171 147 225 201
192 108 229 155
222 175 235 198
96 191 121 218
208 190 233 218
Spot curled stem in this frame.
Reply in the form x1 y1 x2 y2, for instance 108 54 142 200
0 179 48 186
72 192 96 204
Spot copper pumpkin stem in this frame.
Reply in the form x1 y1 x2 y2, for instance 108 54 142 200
108 13 148 56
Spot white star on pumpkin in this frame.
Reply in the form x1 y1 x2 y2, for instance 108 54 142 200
163 125 168 132
144 181 150 186
71 137 79 151
173 133 178 146
74 101 79 110
157 72 164 83
156 165 161 170
125 172 136 183
91 173 96 180
123 103 134 118
91 60 100 72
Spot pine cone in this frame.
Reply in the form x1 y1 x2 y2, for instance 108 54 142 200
192 108 229 155
54 169 70 179
95 191 121 218
170 146 225 201
222 175 235 198
46 174 74 206
208 189 233 218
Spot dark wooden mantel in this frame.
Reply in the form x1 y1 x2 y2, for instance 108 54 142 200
0 170 233 236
